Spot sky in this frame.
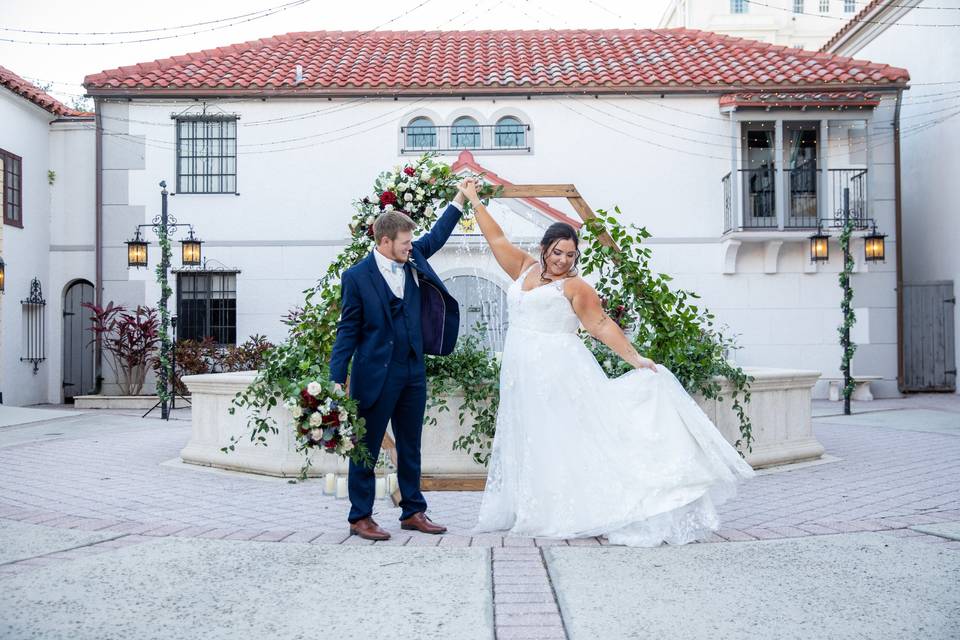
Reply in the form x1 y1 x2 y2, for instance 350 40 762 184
0 0 673 107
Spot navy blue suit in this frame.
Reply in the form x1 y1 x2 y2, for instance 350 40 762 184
329 204 462 523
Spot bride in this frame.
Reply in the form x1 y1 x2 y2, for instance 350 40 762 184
458 179 755 547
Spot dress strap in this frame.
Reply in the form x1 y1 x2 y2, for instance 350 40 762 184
518 262 538 282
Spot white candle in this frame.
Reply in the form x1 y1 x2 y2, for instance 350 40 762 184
387 473 398 494
324 473 336 494
375 477 386 500
336 476 348 499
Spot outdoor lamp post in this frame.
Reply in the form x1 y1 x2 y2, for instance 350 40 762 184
808 185 888 416
125 181 205 420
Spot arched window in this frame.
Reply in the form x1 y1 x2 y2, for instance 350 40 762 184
451 116 481 149
405 117 437 150
494 116 526 149
442 275 508 353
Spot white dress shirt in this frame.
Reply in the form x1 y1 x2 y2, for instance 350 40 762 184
374 247 411 298
373 200 462 298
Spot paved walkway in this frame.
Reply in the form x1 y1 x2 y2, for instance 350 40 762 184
1 396 958 639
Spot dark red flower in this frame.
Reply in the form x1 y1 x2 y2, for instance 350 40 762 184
300 388 319 410
403 167 416 177
379 191 397 207
366 224 375 238
322 411 341 426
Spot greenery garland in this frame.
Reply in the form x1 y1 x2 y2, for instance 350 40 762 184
154 228 173 409
838 217 858 404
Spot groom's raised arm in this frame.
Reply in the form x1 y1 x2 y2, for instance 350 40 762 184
329 271 362 384
412 200 463 259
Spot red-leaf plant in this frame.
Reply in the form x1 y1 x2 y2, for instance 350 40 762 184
82 302 160 396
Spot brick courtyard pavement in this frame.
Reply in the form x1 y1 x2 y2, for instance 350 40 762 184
1 394 958 639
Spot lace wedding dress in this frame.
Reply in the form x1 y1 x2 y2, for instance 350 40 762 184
474 264 755 547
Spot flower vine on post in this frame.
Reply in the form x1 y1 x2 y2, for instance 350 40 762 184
838 216 857 414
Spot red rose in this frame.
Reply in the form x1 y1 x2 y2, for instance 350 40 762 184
366 224 375 238
403 167 416 177
322 411 341 426
300 388 319 410
379 191 397 207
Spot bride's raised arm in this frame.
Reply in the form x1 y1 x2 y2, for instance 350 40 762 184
567 278 658 372
459 179 534 280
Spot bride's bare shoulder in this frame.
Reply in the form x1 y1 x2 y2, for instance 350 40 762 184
562 275 596 298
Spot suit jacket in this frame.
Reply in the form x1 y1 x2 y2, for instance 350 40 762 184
329 203 462 408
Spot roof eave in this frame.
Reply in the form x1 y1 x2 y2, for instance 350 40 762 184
84 82 909 100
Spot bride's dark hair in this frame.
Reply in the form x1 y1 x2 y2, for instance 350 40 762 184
539 222 580 282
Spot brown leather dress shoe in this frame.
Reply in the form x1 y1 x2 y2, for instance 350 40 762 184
400 512 448 534
349 517 391 541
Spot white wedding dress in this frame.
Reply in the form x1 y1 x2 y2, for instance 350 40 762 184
474 264 756 547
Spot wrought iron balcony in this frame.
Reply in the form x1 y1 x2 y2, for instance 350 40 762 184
723 165 868 233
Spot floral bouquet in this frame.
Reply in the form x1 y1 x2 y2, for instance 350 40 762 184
289 377 371 467
349 153 500 241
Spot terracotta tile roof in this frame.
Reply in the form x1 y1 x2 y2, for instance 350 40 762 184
820 0 886 53
720 91 882 108
84 28 909 96
0 64 91 117
450 150 582 229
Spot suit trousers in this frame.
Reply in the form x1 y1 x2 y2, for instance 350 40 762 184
347 356 428 523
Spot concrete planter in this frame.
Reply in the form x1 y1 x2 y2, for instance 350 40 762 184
180 367 824 482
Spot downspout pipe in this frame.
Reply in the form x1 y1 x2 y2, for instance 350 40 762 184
894 88 905 393
93 99 103 394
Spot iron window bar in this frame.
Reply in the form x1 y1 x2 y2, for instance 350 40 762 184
20 277 46 374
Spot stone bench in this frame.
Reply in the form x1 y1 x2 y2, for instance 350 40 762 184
823 376 882 402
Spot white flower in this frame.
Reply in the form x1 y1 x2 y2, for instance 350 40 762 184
366 216 375 225
333 386 345 397
290 404 303 418
603 359 612 369
404 203 414 212
387 182 396 191
416 187 425 196
306 381 322 397
309 428 323 442
309 411 323 427
341 438 354 452
384 204 394 212
339 408 349 421
425 205 434 216
404 192 413 202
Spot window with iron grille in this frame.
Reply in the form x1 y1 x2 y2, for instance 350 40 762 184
451 116 481 148
844 0 856 11
405 117 437 150
176 272 237 345
1 148 23 227
730 0 748 13
794 0 804 13
494 116 527 148
175 117 237 194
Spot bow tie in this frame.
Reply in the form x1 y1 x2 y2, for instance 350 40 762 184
390 261 403 273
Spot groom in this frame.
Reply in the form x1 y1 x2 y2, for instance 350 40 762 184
329 186 466 540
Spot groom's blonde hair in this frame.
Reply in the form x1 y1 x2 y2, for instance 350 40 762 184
374 211 416 243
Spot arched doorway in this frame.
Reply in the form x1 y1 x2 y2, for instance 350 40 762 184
442 275 508 353
62 279 95 402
